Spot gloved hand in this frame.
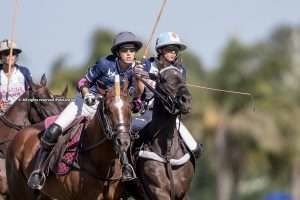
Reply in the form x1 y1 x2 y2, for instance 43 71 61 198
131 97 143 113
84 93 96 106
133 63 148 78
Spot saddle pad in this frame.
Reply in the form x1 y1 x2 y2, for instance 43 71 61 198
54 126 82 175
44 116 87 175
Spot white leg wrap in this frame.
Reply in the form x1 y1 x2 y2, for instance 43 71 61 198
55 93 98 131
176 118 198 151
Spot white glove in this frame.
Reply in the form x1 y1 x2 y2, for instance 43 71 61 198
84 93 96 106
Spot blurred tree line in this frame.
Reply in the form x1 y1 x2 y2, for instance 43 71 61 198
49 25 300 200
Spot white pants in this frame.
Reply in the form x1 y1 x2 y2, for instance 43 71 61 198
55 93 98 131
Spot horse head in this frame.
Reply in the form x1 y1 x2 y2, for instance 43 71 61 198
26 74 67 123
155 66 192 115
97 76 131 155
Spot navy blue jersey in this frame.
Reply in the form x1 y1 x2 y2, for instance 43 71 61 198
78 55 135 94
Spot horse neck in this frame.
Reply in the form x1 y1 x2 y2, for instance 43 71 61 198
0 94 29 158
3 94 30 126
83 114 117 164
152 100 177 130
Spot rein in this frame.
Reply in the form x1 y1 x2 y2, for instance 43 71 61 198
80 97 131 152
28 89 52 120
98 98 132 140
79 96 130 181
138 66 181 115
0 115 24 131
78 103 108 153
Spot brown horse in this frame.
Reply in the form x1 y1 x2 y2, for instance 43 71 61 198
6 79 133 200
0 74 68 198
128 66 194 200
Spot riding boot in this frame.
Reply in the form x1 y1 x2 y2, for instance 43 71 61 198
27 123 62 190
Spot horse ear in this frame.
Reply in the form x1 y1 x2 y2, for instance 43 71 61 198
61 85 68 97
40 74 47 86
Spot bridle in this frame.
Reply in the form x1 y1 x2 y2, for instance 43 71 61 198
77 92 133 182
139 66 183 115
97 97 132 140
0 89 54 131
81 94 132 152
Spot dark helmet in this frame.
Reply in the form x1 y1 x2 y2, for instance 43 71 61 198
111 32 143 54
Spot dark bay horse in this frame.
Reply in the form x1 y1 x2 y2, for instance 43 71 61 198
6 78 133 200
129 66 194 200
0 74 68 198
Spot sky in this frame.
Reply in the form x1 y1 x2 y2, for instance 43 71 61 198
1 0 300 80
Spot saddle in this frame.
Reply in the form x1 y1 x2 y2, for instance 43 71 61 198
43 116 88 175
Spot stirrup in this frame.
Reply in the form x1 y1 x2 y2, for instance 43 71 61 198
27 169 46 190
122 164 137 181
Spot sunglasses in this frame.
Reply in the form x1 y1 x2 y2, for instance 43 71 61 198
119 47 136 53
1 51 18 56
163 46 180 53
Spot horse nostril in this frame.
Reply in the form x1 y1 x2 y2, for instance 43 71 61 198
115 136 130 151
116 138 122 146
124 140 130 148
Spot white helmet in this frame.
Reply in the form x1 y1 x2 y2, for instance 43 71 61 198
0 39 22 55
155 32 186 52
